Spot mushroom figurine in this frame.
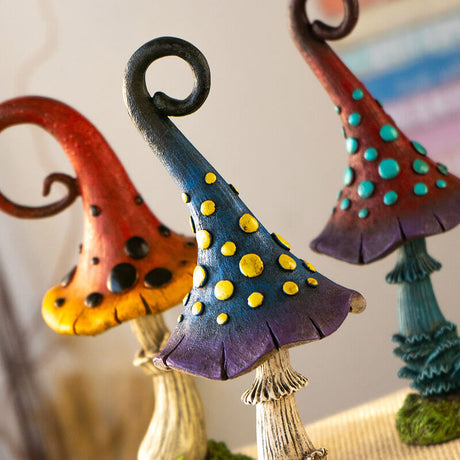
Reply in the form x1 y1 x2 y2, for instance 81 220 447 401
124 36 366 460
0 96 207 460
289 0 460 444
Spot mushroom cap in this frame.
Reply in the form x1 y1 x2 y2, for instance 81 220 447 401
0 96 196 335
124 36 365 380
153 163 363 380
310 100 460 264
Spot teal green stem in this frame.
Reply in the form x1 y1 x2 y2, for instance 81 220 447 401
387 238 460 397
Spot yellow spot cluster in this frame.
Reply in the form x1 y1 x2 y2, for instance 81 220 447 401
205 172 217 184
193 265 207 288
196 230 212 249
182 192 190 203
307 278 318 288
182 293 190 305
221 241 236 256
303 261 316 272
278 254 296 271
177 314 184 323
201 200 216 216
214 280 234 300
239 214 259 233
283 281 299 296
239 254 264 278
248 292 264 308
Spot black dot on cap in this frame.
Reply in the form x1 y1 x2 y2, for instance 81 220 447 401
134 195 144 205
108 263 138 294
61 266 77 287
185 241 196 248
55 297 66 307
79 244 83 254
144 268 173 288
92 257 100 265
158 225 171 237
85 292 103 308
125 236 150 260
90 205 101 217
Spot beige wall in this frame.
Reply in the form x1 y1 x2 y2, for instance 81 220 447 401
1 0 459 453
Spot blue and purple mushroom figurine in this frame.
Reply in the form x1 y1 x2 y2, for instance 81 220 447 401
289 0 460 444
124 36 366 460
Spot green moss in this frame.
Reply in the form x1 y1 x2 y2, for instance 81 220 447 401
205 440 254 460
174 440 254 460
396 393 460 445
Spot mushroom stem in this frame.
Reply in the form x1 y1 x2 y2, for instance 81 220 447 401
131 314 207 460
242 349 327 460
387 238 460 397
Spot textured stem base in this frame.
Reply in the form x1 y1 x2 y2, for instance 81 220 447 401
131 314 207 460
396 393 460 445
242 349 326 460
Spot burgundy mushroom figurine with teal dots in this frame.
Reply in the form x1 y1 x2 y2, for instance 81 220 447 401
124 36 366 460
289 0 460 445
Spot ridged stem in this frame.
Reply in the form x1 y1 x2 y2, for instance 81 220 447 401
242 349 326 460
131 314 207 460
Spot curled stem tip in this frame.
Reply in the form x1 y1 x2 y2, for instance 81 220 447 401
124 36 211 119
290 0 359 42
0 172 79 219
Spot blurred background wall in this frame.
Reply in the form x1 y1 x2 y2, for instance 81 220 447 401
0 0 459 457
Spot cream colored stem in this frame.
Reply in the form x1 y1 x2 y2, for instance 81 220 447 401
242 349 327 460
131 314 207 460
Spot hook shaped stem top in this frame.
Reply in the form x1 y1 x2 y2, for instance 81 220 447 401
124 36 211 118
289 0 359 42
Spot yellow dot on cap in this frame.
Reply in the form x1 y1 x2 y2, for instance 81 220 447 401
239 254 264 278
283 281 299 296
239 214 259 233
214 280 234 300
177 314 184 323
278 254 297 271
216 313 229 325
248 292 264 308
303 261 316 273
205 172 217 184
183 293 190 306
221 241 236 256
272 233 291 250
201 200 216 216
182 193 190 203
307 278 319 288
196 230 212 249
189 216 196 233
192 302 204 316
193 265 207 288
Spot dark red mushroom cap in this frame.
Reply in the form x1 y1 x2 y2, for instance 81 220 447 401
0 96 196 335
289 0 460 264
124 36 365 380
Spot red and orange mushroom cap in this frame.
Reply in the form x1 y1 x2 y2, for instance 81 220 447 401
0 96 196 335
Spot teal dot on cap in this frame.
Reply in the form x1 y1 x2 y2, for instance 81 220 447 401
346 137 359 154
437 163 448 176
412 159 429 175
340 198 351 210
384 191 398 206
379 159 400 179
341 127 346 138
352 89 364 100
357 181 375 199
411 141 427 155
414 183 428 196
436 179 447 189
380 125 399 141
364 148 378 161
348 113 362 126
358 209 369 219
334 105 341 114
343 167 355 186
